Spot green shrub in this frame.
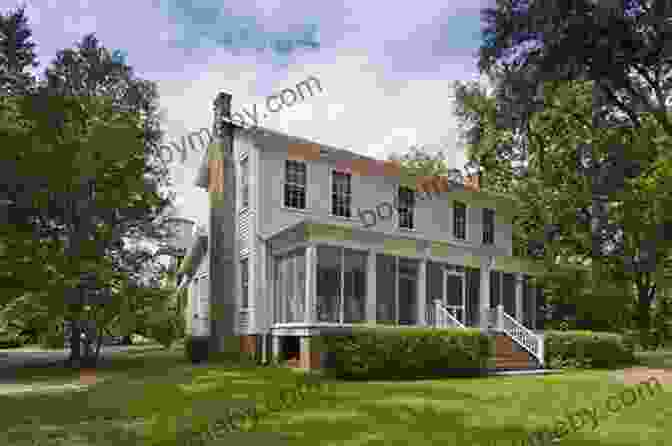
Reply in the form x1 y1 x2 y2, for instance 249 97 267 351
40 332 65 349
0 332 25 349
149 320 179 349
544 330 636 369
321 326 493 380
185 336 210 363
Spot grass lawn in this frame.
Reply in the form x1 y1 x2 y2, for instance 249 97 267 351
0 347 670 445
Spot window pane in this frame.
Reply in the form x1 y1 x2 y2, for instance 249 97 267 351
454 202 466 239
343 249 366 323
483 208 494 244
284 161 306 209
332 172 352 217
241 259 249 308
317 246 341 322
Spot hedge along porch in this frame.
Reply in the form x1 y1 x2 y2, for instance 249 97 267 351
260 220 584 370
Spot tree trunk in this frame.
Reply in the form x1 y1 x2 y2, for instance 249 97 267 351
69 319 82 367
636 284 655 349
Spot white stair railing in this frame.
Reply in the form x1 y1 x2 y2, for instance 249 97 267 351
495 304 544 366
431 299 466 329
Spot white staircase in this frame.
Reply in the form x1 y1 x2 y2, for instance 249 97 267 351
428 299 466 329
488 305 544 367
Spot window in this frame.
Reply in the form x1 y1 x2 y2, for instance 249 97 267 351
453 201 466 240
331 171 352 217
240 259 249 307
284 160 306 209
483 208 495 244
397 186 415 229
240 157 249 208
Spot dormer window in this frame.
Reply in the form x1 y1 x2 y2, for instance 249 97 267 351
284 160 306 209
331 170 352 218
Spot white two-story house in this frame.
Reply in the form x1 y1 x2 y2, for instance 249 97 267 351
175 91 586 370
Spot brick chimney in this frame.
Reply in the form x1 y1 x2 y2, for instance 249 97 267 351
213 92 232 139
464 173 481 191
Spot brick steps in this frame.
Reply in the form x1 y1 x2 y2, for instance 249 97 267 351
493 333 538 370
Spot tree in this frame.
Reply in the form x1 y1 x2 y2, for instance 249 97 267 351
387 145 464 192
452 79 521 195
452 73 672 345
478 0 672 138
0 7 177 367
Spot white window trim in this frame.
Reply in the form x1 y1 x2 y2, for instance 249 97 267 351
452 200 469 242
330 169 353 219
282 159 308 211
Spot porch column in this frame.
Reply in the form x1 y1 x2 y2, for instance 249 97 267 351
305 245 316 323
479 257 492 330
530 279 537 330
366 249 377 323
515 273 524 323
417 259 427 325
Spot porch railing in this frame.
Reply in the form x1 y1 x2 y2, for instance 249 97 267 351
429 299 466 329
491 305 544 366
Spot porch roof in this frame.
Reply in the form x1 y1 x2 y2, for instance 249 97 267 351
261 219 588 277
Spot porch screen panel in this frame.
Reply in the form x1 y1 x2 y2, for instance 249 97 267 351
490 271 501 308
343 249 366 323
274 249 306 323
273 261 282 324
445 273 464 323
535 286 546 330
427 262 443 323
376 254 396 324
503 273 516 316
295 252 306 322
284 256 295 322
466 268 480 327
316 246 341 322
398 258 418 325
523 275 534 328
199 276 210 334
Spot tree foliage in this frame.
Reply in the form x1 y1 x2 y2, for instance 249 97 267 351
0 6 179 365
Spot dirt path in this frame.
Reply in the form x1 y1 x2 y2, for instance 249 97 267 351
609 366 672 386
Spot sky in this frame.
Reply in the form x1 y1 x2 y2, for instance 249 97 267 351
11 0 493 228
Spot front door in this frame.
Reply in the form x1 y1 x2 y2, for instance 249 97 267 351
444 269 466 325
